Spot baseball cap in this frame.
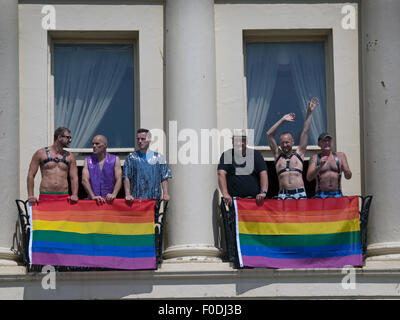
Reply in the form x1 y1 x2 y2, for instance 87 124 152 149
318 132 333 141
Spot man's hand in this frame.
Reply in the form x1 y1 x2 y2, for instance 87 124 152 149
282 113 296 122
255 192 267 206
93 195 106 205
222 192 233 207
105 193 116 204
69 195 79 204
125 195 134 205
318 155 329 170
161 193 170 202
28 196 38 206
308 97 319 112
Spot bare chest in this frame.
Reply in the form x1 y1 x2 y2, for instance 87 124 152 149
319 155 341 174
40 160 69 173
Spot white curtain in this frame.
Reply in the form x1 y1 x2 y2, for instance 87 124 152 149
246 44 279 146
54 44 132 148
289 43 326 145
246 42 326 146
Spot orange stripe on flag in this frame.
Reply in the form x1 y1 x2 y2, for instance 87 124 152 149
32 210 154 223
237 207 359 224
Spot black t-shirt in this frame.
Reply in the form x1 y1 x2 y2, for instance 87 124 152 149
217 148 267 197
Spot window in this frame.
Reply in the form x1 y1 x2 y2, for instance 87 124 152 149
53 43 135 149
245 42 327 146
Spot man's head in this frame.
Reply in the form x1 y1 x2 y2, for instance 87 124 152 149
54 127 72 148
318 132 333 152
92 135 108 156
232 130 247 155
279 132 294 154
136 128 151 153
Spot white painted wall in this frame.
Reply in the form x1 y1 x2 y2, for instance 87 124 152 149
215 2 361 196
18 3 164 199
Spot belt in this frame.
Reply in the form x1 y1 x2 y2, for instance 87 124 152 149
279 188 305 195
316 190 342 194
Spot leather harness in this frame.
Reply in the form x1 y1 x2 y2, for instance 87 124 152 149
40 147 70 167
275 152 304 176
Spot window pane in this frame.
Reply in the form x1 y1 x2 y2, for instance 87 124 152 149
246 42 327 146
54 44 134 148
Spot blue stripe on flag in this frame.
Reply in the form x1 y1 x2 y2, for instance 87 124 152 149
240 243 362 259
32 241 155 258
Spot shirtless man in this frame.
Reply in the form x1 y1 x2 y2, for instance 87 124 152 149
27 127 79 205
82 135 122 204
266 98 318 199
306 132 352 198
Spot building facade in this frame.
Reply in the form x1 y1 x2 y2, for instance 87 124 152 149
0 0 399 299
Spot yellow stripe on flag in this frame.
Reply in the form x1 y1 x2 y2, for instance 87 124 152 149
238 219 360 235
33 220 154 235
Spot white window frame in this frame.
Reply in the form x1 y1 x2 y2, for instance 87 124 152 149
243 29 335 160
48 31 140 165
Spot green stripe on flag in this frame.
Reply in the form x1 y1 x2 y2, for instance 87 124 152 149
32 230 155 247
239 231 360 247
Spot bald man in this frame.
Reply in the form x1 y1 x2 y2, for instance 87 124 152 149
82 135 122 204
266 98 319 199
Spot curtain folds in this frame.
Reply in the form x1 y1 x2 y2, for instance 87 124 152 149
246 42 327 146
289 43 327 145
54 44 132 148
246 45 279 146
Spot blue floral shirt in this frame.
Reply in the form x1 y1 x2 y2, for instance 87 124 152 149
123 150 172 199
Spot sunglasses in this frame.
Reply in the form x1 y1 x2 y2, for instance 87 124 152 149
61 135 72 140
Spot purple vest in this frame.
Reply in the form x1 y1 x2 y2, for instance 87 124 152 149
87 153 116 198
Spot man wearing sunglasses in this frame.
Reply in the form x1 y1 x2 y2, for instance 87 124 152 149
27 126 79 205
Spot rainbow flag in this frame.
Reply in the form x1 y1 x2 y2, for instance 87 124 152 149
29 199 156 270
234 196 363 268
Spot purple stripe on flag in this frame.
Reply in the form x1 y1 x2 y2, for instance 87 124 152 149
241 254 363 269
32 252 156 270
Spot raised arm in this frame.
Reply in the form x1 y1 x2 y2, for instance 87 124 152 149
298 97 319 155
266 113 295 158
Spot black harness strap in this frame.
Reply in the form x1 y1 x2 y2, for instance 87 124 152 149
316 152 341 193
276 152 304 176
41 147 70 167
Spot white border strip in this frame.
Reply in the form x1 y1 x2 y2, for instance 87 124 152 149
233 198 243 268
28 203 33 263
